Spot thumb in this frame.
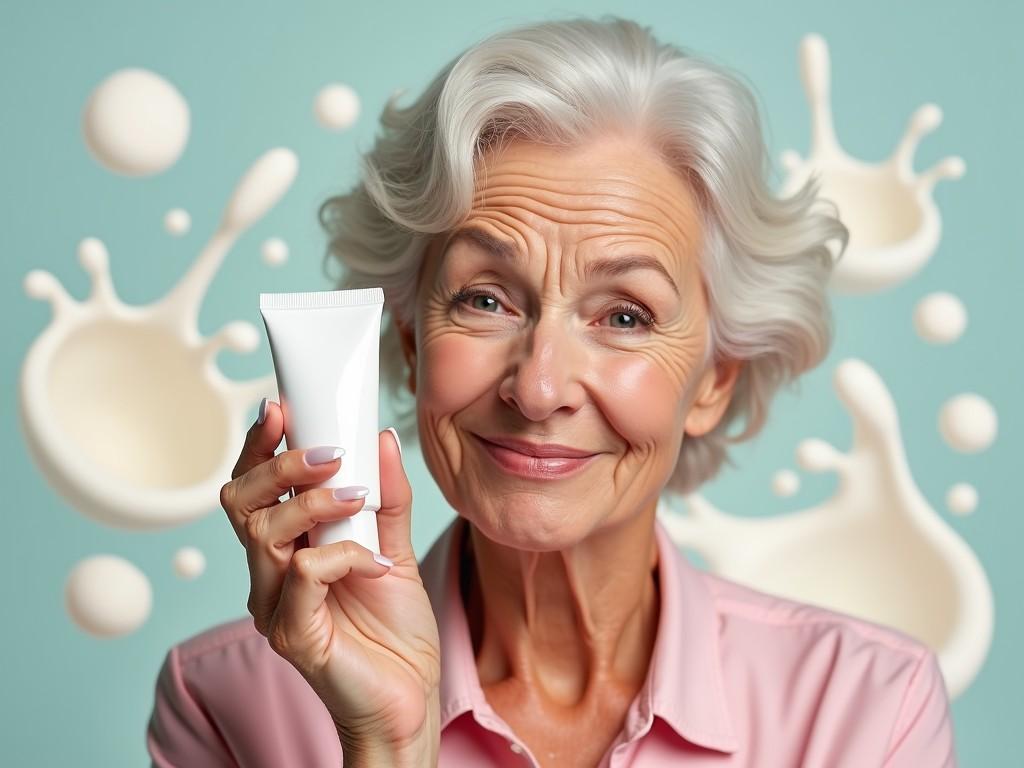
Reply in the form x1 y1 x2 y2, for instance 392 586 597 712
376 427 415 562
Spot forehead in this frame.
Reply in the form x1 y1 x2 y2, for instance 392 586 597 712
458 135 704 259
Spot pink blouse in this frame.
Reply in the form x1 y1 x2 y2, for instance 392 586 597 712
147 514 957 766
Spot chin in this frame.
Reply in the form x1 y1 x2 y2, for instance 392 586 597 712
462 496 593 552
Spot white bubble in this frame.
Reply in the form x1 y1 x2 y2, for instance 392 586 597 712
314 83 360 131
164 208 191 236
946 483 978 515
939 393 998 453
82 68 190 176
173 546 206 579
65 555 152 637
261 237 289 266
772 469 800 497
914 292 967 344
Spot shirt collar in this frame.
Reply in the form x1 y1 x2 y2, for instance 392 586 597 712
418 500 739 754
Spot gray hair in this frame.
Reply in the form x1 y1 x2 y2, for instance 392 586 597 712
318 14 848 495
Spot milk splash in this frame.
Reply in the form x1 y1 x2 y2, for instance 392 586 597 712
20 148 290 529
779 34 965 293
658 358 993 699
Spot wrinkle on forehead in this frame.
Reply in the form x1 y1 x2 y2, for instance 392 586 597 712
464 136 705 275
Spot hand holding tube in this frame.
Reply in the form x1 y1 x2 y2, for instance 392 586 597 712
220 400 441 766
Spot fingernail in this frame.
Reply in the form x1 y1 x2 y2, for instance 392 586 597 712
257 397 269 425
386 426 402 457
304 445 345 465
373 553 394 567
332 485 369 501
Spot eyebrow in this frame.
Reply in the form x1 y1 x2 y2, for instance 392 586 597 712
446 226 680 296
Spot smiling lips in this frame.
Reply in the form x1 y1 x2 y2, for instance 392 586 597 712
473 434 599 479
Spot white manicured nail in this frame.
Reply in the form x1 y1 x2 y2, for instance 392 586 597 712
373 553 394 567
304 445 345 465
332 485 369 501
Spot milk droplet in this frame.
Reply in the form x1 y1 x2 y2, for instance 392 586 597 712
772 469 800 497
164 208 191 236
314 83 360 131
261 237 289 266
914 292 967 344
82 68 190 176
173 546 206 579
946 483 978 516
65 555 152 637
939 393 998 453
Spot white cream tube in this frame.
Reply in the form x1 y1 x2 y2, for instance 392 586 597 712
259 287 384 555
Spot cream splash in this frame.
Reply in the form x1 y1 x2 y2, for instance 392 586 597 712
658 358 993 699
779 34 965 293
20 149 292 529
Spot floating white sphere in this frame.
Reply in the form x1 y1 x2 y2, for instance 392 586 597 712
914 292 967 344
65 555 152 637
946 483 978 516
939 394 998 453
261 237 289 266
173 546 206 579
772 469 800 497
164 208 191 236
314 83 360 131
82 68 190 176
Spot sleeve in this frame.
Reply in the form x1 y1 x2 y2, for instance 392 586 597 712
882 648 957 767
146 646 236 767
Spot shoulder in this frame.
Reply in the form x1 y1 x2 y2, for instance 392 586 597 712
701 573 956 765
148 616 342 767
161 614 322 705
704 570 934 665
172 614 266 665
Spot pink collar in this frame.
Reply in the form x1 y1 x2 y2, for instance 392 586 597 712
418 509 739 753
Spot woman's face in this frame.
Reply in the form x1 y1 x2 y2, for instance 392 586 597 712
403 132 737 550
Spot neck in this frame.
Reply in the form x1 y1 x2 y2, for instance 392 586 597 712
460 502 661 708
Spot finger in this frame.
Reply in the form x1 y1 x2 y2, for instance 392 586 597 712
376 427 415 563
232 398 284 480
244 489 369 634
269 541 392 648
231 444 345 520
262 487 371 548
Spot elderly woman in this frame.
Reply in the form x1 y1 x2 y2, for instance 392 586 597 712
147 14 956 768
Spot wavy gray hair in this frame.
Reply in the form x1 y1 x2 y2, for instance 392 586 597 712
318 14 848 495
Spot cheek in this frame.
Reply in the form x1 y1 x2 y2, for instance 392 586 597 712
417 334 504 418
593 354 686 449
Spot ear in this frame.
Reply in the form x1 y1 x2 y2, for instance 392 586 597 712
395 316 417 395
683 357 743 437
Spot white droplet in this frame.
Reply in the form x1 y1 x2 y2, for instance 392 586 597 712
772 469 800 497
914 292 967 344
946 483 978 516
261 237 289 266
173 546 206 579
82 68 190 176
314 83 360 131
65 555 152 637
939 393 998 453
164 208 192 236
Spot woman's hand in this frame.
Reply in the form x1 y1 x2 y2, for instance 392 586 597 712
220 399 441 766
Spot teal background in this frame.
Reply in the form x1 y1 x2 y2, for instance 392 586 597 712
2 0 1020 764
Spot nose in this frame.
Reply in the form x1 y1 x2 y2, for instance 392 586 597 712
498 310 587 422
